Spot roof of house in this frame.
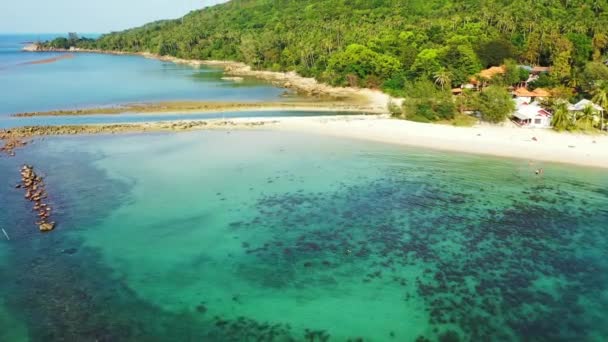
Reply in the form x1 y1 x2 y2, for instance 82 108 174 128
519 65 534 72
532 66 551 73
513 87 536 97
467 78 479 85
514 103 551 121
478 66 506 79
513 87 552 97
532 88 552 97
568 99 604 112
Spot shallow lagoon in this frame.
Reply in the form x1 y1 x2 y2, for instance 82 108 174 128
1 130 607 341
0 35 287 117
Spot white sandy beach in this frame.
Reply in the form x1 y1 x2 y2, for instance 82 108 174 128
5 114 606 168
223 115 608 169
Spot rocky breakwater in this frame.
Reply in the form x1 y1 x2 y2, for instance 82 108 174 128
0 130 27 156
1 120 280 156
18 165 55 232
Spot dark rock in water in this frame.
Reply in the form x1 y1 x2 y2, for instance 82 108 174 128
303 262 313 268
215 319 228 327
62 248 78 255
195 304 207 314
439 330 460 342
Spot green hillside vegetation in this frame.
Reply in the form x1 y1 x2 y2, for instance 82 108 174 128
47 0 608 124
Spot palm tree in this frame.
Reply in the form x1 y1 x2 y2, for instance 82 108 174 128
592 81 608 108
578 104 598 131
591 81 608 129
551 101 572 131
567 68 580 89
433 69 452 90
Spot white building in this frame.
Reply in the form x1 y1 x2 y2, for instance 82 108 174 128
512 101 552 128
568 99 604 112
568 99 605 129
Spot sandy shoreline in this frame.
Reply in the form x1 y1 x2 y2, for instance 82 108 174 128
23 47 394 112
270 116 608 169
3 115 607 169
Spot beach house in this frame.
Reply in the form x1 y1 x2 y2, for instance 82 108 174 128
568 99 604 112
568 99 605 128
512 101 552 128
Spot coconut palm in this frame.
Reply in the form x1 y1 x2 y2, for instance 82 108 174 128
566 68 580 89
578 104 598 131
592 81 608 129
551 101 572 131
592 81 608 109
433 69 452 90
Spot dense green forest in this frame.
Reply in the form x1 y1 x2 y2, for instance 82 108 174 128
47 0 608 125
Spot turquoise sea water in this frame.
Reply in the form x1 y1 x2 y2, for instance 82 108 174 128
1 131 607 341
1 34 608 342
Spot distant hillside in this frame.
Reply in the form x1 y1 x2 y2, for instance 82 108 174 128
51 0 608 95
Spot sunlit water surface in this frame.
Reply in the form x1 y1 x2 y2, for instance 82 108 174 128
0 34 289 121
1 130 607 341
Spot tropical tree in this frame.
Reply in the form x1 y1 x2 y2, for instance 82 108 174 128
581 62 608 92
327 44 401 86
455 89 479 114
502 59 524 86
591 81 608 110
433 68 452 90
577 105 598 130
591 81 608 129
402 80 456 122
551 101 572 131
410 49 442 80
477 86 516 123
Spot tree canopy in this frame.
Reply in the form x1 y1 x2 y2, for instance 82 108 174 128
45 0 608 95
477 86 516 123
43 0 608 125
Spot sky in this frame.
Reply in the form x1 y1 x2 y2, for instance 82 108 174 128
0 0 228 34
